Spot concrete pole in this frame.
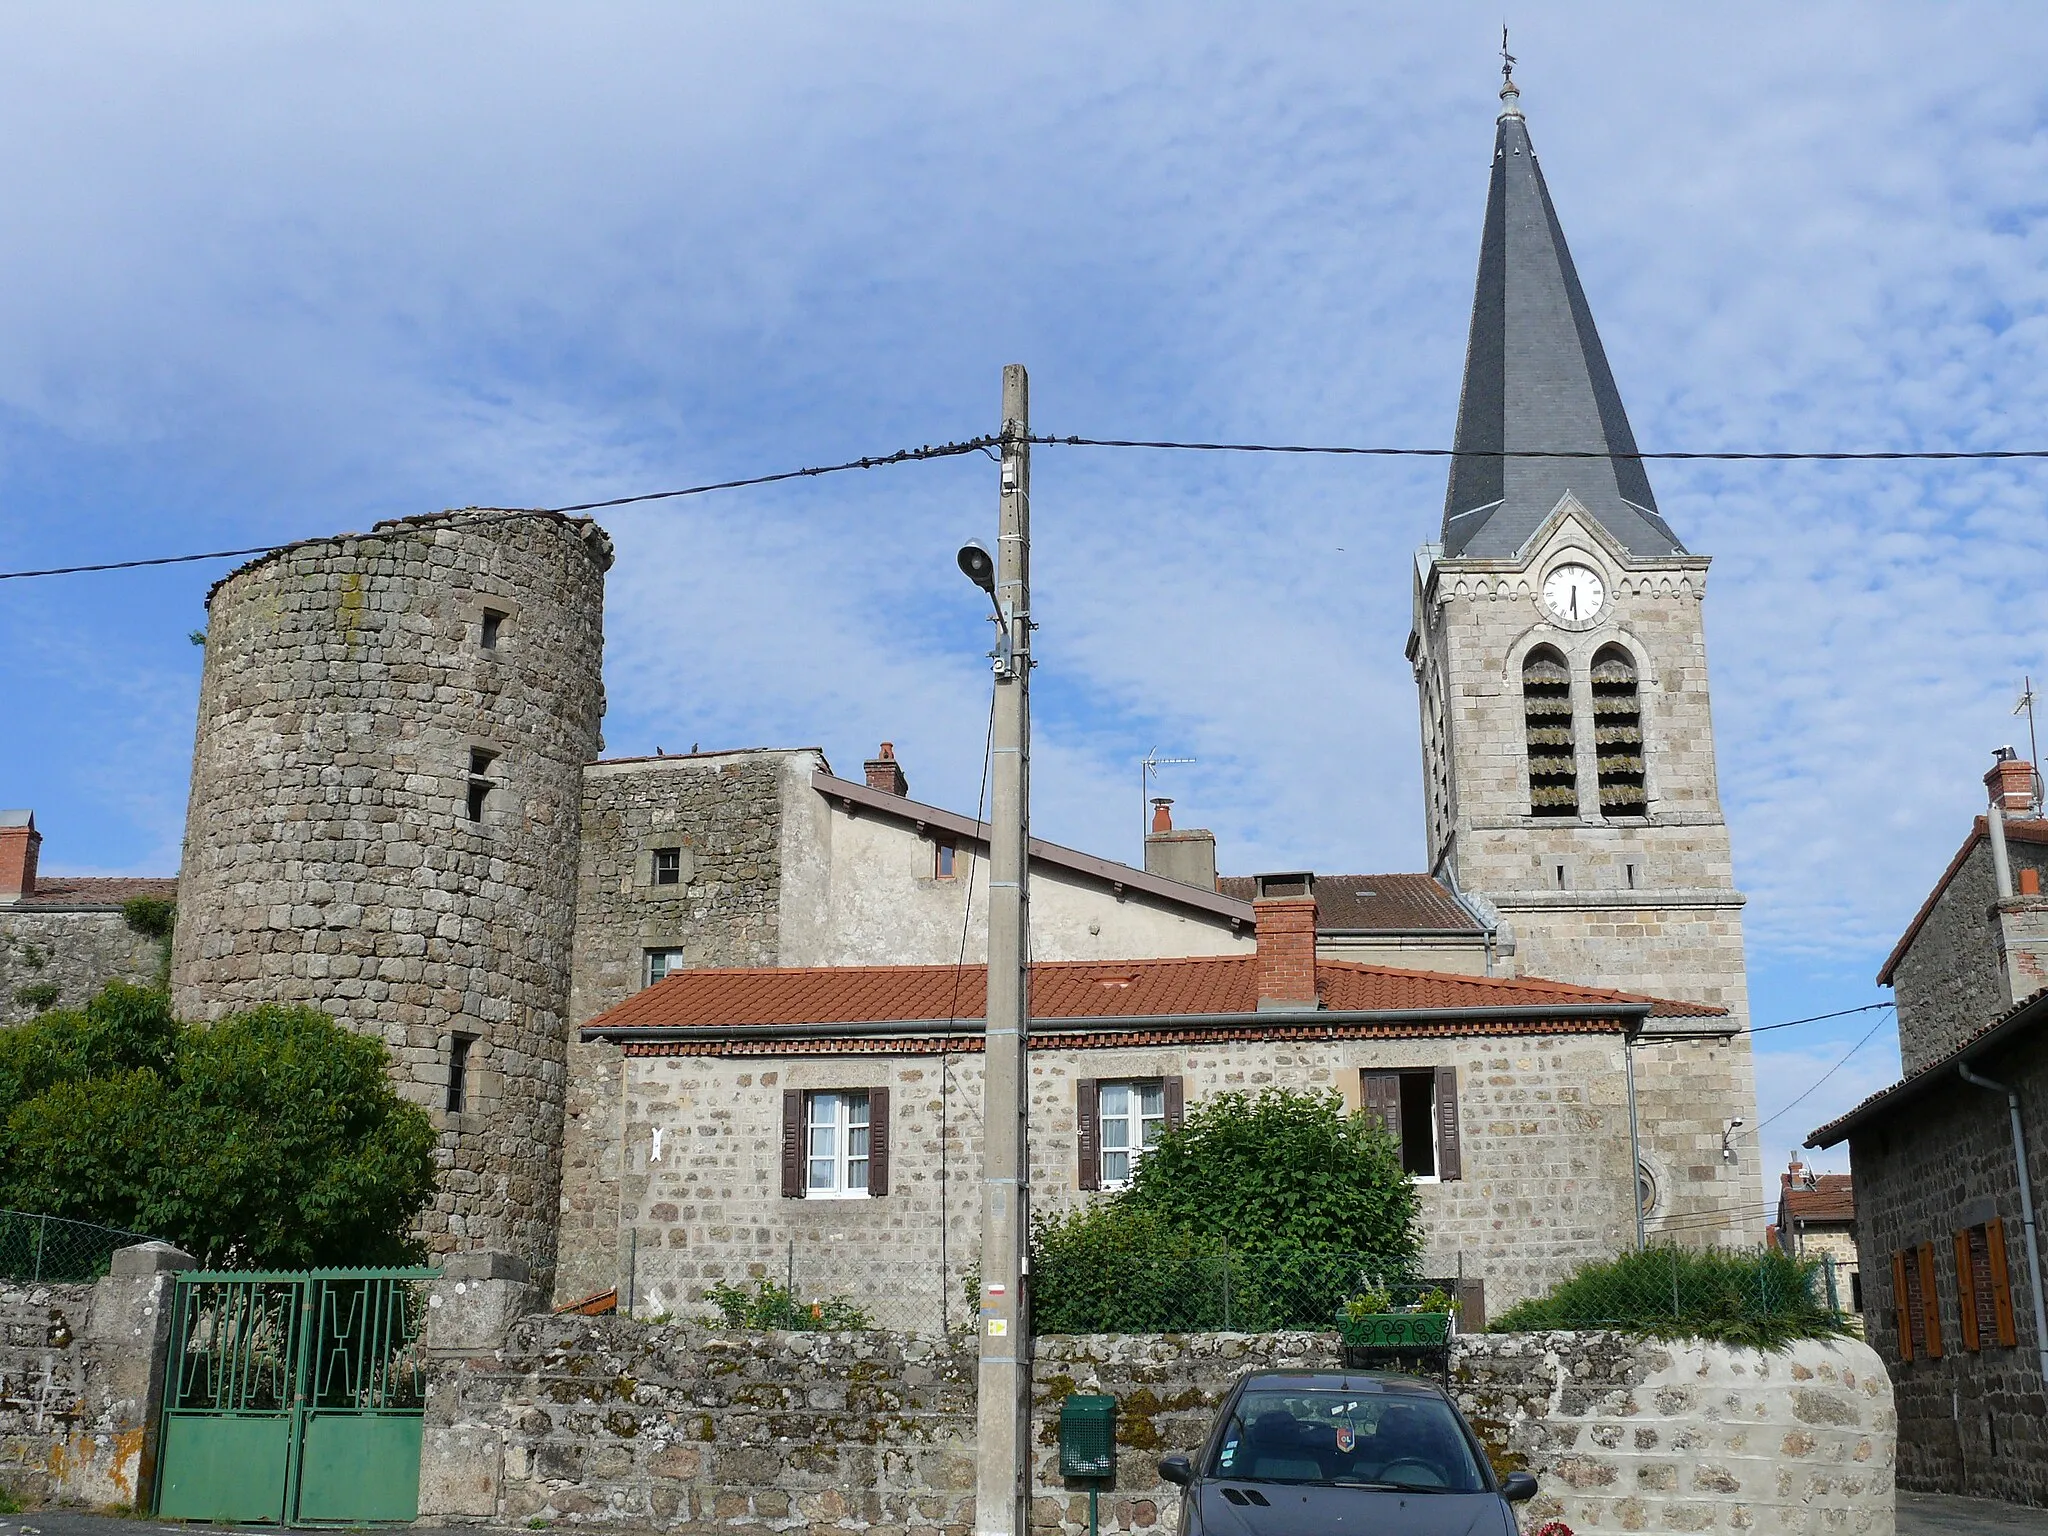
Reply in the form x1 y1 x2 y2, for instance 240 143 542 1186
975 363 1033 1536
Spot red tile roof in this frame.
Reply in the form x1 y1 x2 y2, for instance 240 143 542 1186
11 876 178 910
585 953 1720 1051
1782 1175 1855 1225
1878 815 2048 983
1216 874 1481 934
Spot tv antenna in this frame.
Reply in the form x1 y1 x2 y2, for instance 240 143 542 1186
2017 676 2042 808
1140 747 1196 851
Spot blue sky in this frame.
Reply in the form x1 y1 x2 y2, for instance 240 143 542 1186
5 5 2048 1201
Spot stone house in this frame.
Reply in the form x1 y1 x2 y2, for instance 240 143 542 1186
1772 1157 1859 1316
1807 751 2048 1505
583 878 1723 1328
0 812 176 1024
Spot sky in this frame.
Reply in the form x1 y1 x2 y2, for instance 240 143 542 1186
4 4 2048 1204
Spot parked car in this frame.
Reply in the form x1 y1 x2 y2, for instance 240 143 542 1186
1158 1368 1538 1535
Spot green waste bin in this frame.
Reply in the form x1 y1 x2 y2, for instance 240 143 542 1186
1059 1393 1117 1482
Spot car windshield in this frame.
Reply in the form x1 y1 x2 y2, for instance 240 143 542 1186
1206 1387 1487 1493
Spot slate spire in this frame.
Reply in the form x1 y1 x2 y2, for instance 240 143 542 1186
1440 67 1683 560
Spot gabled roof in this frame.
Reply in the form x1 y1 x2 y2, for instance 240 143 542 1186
1807 984 2048 1148
1781 1175 1855 1226
1876 815 2048 983
584 953 1722 1056
1216 874 1481 935
1440 90 1683 562
5 875 178 911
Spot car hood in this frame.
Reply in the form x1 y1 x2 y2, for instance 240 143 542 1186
1191 1482 1512 1536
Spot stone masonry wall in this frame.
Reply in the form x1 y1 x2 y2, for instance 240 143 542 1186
556 750 799 1308
0 911 163 1026
168 510 611 1281
619 1031 1639 1330
420 1315 1894 1536
0 1281 95 1505
1888 836 2048 1075
1846 1022 2047 1506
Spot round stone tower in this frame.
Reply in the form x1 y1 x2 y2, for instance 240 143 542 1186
169 510 611 1279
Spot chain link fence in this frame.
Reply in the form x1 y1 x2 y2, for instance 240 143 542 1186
0 1208 155 1284
1488 1244 1856 1348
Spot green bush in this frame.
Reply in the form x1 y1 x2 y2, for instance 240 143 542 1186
0 983 438 1268
12 982 60 1013
1489 1244 1855 1351
706 1276 872 1331
1029 1204 1232 1334
1124 1087 1421 1261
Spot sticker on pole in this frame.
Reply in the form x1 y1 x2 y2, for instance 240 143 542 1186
987 1318 1008 1336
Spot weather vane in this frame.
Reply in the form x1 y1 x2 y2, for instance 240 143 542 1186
1501 25 1515 87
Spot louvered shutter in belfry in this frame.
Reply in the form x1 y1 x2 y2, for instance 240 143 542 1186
1433 1065 1462 1181
781 1090 804 1199
1076 1079 1101 1191
1362 1072 1402 1143
866 1087 891 1196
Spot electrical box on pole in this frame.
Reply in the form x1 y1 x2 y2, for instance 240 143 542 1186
974 363 1033 1536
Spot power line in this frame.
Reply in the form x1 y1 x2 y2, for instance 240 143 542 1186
1746 1001 1895 1036
1753 1013 1895 1135
1032 434 2048 462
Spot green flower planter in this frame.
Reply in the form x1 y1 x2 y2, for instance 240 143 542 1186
1336 1311 1452 1348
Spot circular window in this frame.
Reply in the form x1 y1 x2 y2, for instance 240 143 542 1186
1637 1161 1660 1218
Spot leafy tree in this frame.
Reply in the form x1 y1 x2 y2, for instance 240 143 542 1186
0 985 437 1268
1122 1087 1421 1262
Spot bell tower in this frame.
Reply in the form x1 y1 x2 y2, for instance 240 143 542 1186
1408 64 1761 1243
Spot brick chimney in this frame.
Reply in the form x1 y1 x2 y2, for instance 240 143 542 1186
1145 799 1219 892
1988 751 2036 817
0 811 40 904
1253 872 1318 1011
863 742 910 797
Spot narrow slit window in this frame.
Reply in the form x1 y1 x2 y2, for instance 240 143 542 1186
1592 645 1647 816
1522 647 1577 816
480 608 506 650
446 1033 475 1113
467 749 498 822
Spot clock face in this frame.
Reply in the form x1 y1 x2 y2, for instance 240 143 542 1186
1541 563 1606 625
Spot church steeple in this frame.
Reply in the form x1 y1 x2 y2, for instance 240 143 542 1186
1440 68 1684 560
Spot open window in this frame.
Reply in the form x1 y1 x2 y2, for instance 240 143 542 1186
644 948 686 986
1954 1220 2019 1350
1522 648 1577 816
445 1033 476 1113
1592 644 1646 816
480 608 507 650
780 1088 890 1198
1361 1067 1462 1181
466 749 499 822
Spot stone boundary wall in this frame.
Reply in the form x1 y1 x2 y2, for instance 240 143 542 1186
0 1246 185 1510
421 1313 1895 1536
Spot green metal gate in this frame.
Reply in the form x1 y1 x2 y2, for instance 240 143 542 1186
154 1268 437 1525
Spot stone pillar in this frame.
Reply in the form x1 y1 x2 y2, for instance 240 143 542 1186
418 1251 535 1521
69 1241 194 1508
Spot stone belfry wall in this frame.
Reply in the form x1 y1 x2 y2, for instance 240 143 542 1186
168 510 612 1279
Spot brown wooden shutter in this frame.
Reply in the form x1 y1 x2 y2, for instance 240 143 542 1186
1987 1218 2020 1346
1163 1075 1185 1131
1891 1250 1913 1362
1434 1065 1462 1181
1362 1072 1402 1142
1917 1242 1943 1358
1955 1230 1981 1352
867 1087 891 1197
781 1090 804 1199
1076 1079 1100 1191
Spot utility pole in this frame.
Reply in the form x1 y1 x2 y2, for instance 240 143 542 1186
975 363 1032 1536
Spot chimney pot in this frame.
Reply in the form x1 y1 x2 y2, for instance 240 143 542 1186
863 743 910 797
1150 798 1173 834
0 811 40 903
1987 754 2037 816
1252 872 1319 1011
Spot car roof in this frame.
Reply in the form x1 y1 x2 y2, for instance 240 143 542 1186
1234 1369 1449 1399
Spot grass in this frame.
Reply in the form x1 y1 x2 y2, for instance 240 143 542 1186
1488 1245 1857 1351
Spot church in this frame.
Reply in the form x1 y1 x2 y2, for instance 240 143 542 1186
1 67 1759 1314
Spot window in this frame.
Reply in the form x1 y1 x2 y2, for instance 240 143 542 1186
446 1033 475 1113
1636 1161 1659 1219
1893 1244 1942 1361
1522 648 1577 816
653 847 682 886
1591 645 1646 816
1076 1077 1183 1191
480 608 506 650
781 1088 890 1198
466 749 498 822
1099 1081 1166 1187
934 841 957 879
1954 1220 2019 1350
645 948 686 986
1361 1067 1462 1181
